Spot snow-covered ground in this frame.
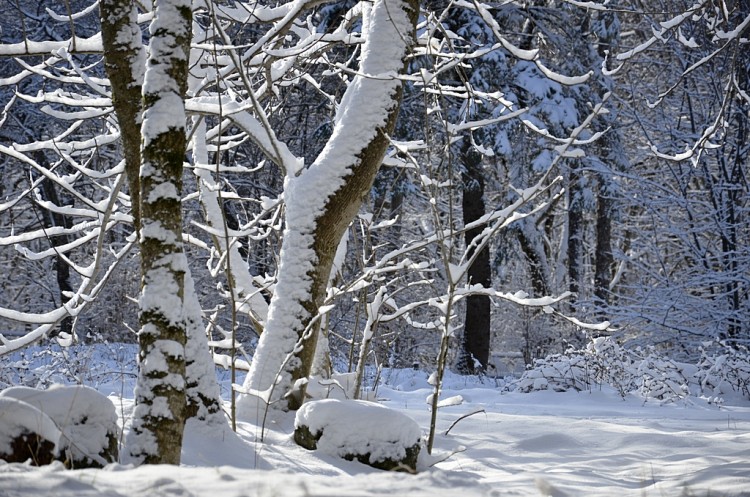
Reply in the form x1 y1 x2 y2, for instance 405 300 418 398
1 347 749 497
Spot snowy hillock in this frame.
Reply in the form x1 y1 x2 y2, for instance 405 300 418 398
0 397 60 465
294 399 421 472
0 385 119 468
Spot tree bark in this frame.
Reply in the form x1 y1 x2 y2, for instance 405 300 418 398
240 0 419 412
457 142 491 373
594 180 613 308
567 160 583 304
100 0 145 233
102 0 229 436
593 10 619 314
125 0 193 465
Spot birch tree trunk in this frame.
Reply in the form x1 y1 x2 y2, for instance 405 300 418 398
240 0 419 412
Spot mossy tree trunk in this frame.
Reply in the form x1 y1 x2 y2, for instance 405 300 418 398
102 0 227 458
123 0 192 465
241 0 419 412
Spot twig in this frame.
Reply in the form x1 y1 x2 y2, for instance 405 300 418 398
444 409 486 436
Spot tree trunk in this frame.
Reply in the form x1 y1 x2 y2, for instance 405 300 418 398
517 220 551 298
721 48 749 344
240 0 419 412
125 0 193 465
99 0 145 233
593 10 619 314
33 152 74 338
103 0 228 435
457 142 491 374
593 179 613 309
567 160 583 304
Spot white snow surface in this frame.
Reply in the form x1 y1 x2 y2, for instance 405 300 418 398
295 399 421 463
1 356 749 496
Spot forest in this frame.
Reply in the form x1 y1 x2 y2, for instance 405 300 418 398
0 0 748 481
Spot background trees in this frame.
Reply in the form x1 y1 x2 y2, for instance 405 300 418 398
605 0 749 350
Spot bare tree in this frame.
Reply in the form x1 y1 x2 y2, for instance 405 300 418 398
239 0 420 412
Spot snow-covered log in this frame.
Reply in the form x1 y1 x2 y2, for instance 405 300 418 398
294 399 421 472
0 398 60 466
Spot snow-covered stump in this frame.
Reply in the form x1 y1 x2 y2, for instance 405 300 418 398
0 398 60 466
1 385 119 468
294 399 421 472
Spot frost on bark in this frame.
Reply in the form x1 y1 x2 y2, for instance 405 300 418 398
126 0 193 465
240 0 419 413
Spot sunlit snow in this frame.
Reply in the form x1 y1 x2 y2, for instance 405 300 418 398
1 348 748 497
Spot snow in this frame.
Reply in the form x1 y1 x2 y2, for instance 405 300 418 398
2 346 750 496
0 385 117 464
0 398 60 457
188 119 269 325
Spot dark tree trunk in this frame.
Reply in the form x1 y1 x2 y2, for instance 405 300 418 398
34 152 73 337
720 50 749 344
594 180 613 309
457 142 491 373
517 221 550 298
593 10 619 315
567 161 584 304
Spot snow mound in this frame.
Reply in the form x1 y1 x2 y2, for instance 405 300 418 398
0 397 60 464
1 385 118 467
294 399 421 471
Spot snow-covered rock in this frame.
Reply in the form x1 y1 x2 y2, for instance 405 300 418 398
294 399 421 472
1 385 119 468
0 397 60 465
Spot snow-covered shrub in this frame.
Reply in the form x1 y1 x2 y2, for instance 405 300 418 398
305 373 360 401
516 337 693 402
0 342 137 392
517 338 638 394
1 347 68 389
633 350 690 403
585 338 635 398
696 343 750 400
0 397 60 466
294 399 421 472
516 351 592 393
0 385 119 468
